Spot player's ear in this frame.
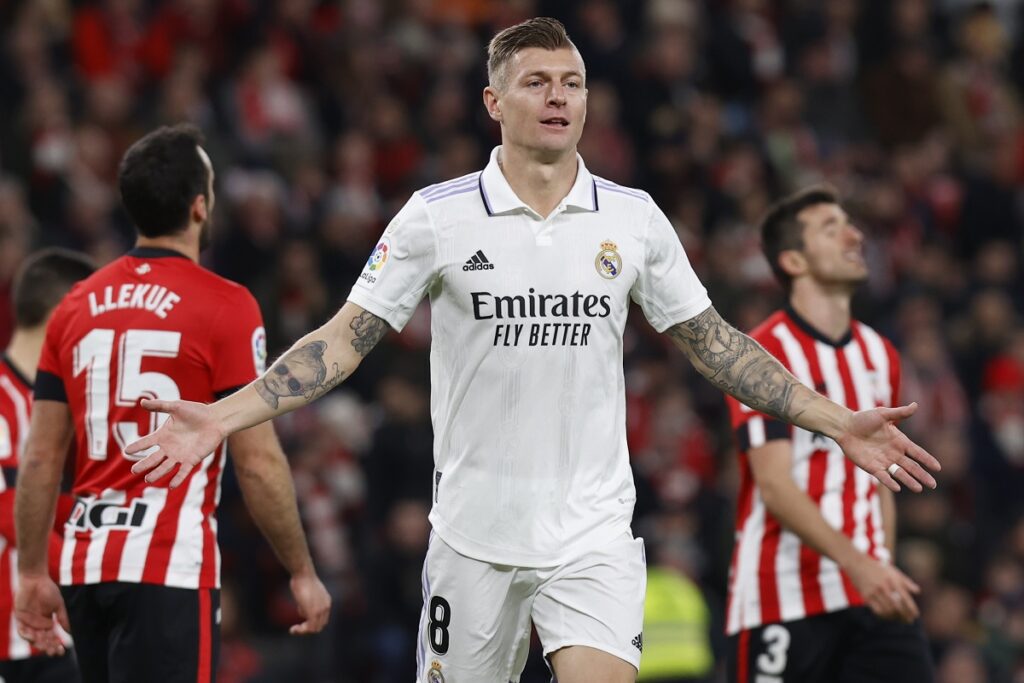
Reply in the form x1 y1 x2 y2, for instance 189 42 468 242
191 194 208 223
778 249 807 279
483 87 502 122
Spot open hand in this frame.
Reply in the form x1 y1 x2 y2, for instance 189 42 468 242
835 403 940 492
15 573 70 657
126 399 225 488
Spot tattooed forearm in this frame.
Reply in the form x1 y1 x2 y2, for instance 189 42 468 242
252 310 388 411
349 311 389 356
666 306 812 422
255 378 281 409
256 340 347 410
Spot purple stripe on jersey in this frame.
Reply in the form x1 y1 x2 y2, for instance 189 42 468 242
421 174 479 197
421 174 477 196
595 183 648 201
591 178 599 211
594 177 644 193
479 174 494 215
425 184 479 203
595 179 647 200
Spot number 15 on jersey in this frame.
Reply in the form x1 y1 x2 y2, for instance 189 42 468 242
73 328 182 461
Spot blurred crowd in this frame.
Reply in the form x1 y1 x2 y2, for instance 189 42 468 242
1 0 1023 681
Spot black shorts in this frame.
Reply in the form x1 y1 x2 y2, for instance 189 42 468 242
0 651 81 683
62 582 220 683
727 606 934 683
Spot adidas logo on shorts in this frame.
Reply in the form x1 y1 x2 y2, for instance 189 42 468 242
632 632 643 652
463 250 494 271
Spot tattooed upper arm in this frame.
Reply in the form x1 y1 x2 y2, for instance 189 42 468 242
665 306 810 422
349 310 390 356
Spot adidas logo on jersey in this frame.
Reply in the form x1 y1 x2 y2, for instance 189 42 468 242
463 250 494 271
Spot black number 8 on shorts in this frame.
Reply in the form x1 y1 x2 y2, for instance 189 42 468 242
428 596 452 655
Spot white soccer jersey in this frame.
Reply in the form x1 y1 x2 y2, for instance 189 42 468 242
348 147 711 566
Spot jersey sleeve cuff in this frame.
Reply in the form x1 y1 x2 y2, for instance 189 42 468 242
735 418 789 451
34 370 67 402
346 290 405 332
651 297 713 333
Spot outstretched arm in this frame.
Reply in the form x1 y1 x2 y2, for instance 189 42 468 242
244 302 388 423
128 302 390 486
228 422 331 635
666 306 940 491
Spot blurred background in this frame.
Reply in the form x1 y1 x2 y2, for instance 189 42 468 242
0 0 1022 681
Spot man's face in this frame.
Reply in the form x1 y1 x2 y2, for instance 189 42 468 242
794 203 868 287
486 47 587 158
197 146 215 250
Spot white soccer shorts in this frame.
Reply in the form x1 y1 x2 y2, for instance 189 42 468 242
415 531 646 682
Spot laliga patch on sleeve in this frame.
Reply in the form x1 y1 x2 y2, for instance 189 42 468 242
358 238 390 288
251 326 267 374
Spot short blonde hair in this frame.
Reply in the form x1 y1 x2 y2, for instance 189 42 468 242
487 17 582 91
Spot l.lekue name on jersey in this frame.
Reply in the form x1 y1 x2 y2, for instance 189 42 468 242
471 289 611 347
88 283 181 319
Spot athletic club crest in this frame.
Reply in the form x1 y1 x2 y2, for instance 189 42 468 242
595 240 622 279
427 660 445 683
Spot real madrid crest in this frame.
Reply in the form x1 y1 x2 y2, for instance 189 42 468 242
595 240 622 279
427 660 445 683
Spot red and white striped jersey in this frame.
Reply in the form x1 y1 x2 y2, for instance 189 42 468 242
0 355 31 481
36 248 266 590
0 358 72 660
725 307 901 635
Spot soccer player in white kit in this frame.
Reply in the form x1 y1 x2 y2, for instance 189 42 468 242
114 18 939 683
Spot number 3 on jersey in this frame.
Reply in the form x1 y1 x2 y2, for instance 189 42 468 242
73 328 181 460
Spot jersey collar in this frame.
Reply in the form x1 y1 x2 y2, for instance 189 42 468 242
127 247 191 260
0 354 32 390
784 304 853 348
479 146 599 217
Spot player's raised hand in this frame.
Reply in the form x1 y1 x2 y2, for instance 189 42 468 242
834 402 940 493
288 571 332 635
15 573 70 657
126 399 225 488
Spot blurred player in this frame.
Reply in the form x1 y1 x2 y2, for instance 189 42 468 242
125 20 938 683
0 249 94 683
725 187 934 682
14 125 331 683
